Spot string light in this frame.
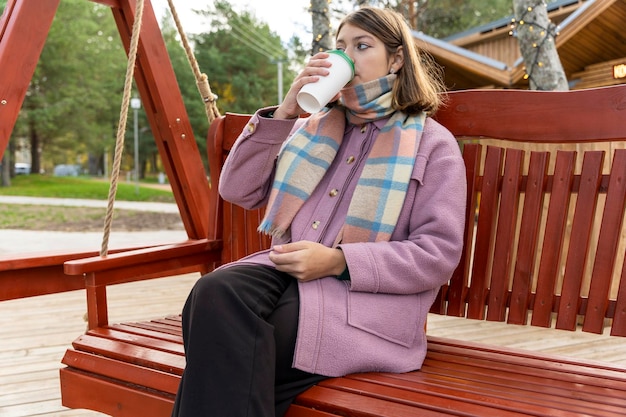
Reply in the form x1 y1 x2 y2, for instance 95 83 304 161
310 0 333 53
509 2 560 86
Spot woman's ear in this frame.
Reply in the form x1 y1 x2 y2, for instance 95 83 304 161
390 46 404 73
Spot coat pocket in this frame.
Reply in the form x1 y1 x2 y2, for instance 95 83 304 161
346 290 420 348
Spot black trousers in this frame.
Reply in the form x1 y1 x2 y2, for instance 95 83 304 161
171 265 327 417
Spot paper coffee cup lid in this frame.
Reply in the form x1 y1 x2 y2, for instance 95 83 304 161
327 49 355 79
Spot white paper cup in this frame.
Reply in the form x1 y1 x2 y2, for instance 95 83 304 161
297 50 355 113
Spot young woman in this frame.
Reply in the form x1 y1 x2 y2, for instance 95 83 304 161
172 6 466 417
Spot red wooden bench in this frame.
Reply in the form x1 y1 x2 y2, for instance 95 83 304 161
59 85 626 416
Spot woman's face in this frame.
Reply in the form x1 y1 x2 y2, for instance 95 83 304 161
335 23 398 86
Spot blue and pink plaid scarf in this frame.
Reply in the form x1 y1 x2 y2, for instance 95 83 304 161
258 74 426 243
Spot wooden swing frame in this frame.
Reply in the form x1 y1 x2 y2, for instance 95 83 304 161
0 0 218 304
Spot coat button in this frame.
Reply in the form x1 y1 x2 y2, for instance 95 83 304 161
360 125 367 133
312 220 320 230
346 156 355 164
329 189 338 197
246 122 255 133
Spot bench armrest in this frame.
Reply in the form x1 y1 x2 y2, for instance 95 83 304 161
64 239 223 283
0 246 159 301
63 238 223 329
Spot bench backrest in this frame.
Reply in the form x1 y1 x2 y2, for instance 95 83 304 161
206 85 626 336
207 113 272 264
433 86 626 336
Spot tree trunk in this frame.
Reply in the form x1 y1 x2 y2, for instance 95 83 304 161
28 119 41 175
311 0 332 55
1 153 11 187
513 0 568 91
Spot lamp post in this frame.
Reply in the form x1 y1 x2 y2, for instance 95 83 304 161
130 97 141 194
271 58 284 104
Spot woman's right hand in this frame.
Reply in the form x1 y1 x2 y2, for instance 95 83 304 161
272 51 333 119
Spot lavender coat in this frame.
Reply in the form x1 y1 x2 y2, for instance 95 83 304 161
218 108 466 377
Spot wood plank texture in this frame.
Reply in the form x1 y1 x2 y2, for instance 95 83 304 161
3 274 625 416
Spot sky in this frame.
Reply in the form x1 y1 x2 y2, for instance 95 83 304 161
151 0 313 42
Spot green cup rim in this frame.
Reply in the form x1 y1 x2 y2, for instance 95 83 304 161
327 49 355 79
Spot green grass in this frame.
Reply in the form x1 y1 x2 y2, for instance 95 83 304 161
0 175 175 203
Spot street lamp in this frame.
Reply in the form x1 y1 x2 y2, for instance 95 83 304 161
270 58 284 104
130 97 141 194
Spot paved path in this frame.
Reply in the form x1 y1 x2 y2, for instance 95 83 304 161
0 195 179 213
0 196 186 256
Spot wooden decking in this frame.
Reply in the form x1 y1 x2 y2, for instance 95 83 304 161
2 273 625 417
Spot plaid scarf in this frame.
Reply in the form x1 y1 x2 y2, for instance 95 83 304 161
258 74 426 243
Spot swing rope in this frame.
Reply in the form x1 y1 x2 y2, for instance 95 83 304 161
101 0 219 256
166 0 220 123
100 0 145 257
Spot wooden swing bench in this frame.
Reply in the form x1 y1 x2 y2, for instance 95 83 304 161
2 1 626 415
58 84 626 416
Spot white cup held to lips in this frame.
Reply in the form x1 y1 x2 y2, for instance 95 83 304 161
297 50 355 113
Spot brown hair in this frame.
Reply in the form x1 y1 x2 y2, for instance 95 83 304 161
337 6 446 115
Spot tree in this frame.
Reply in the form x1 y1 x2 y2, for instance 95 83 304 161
192 1 296 114
311 0 333 54
513 0 568 90
349 0 514 36
12 0 127 175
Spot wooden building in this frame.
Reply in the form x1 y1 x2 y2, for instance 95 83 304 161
414 0 626 90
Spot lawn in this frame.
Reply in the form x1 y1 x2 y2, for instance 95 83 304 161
0 175 181 231
0 175 176 202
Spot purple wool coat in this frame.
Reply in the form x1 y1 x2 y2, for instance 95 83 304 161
218 107 467 377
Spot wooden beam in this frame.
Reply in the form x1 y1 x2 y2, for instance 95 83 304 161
110 0 212 239
0 0 61 161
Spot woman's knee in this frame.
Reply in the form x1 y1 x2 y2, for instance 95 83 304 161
191 268 234 300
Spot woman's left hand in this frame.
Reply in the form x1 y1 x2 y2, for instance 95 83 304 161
269 241 346 282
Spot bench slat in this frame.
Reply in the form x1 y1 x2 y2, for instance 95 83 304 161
417 361 626 411
69 334 184 375
317 377 532 417
468 146 504 319
584 149 626 333
427 337 626 387
487 148 523 322
508 151 549 324
557 151 605 330
285 404 339 416
531 151 576 327
62 349 180 395
60 367 175 416
348 371 622 417
295 384 490 417
120 321 183 337
419 361 626 416
86 327 184 355
108 323 182 342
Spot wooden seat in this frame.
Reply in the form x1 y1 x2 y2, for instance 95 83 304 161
60 85 626 416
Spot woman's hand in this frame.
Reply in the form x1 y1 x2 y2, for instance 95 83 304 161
273 52 336 119
269 241 346 282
